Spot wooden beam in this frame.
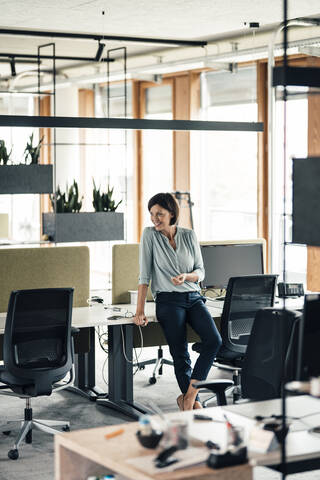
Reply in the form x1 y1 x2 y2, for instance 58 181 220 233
132 80 143 241
257 61 269 270
39 95 51 237
307 57 320 290
172 73 201 228
78 89 94 212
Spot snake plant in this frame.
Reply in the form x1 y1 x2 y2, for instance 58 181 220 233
92 180 122 212
51 180 83 213
0 139 12 165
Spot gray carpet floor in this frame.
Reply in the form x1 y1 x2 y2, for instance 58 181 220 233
0 343 319 480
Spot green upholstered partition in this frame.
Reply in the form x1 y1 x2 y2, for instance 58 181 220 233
112 243 200 347
0 246 90 358
112 243 153 304
0 246 89 311
112 239 266 305
112 239 266 348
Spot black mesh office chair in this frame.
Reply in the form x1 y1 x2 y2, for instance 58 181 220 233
193 275 277 403
194 307 302 405
0 288 75 460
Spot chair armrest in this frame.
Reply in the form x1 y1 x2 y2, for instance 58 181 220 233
193 379 234 406
212 361 242 373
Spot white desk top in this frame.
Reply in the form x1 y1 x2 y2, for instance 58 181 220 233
168 395 320 467
0 301 222 334
55 394 320 479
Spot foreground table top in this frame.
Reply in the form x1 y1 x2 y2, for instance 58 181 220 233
55 410 252 480
55 396 320 480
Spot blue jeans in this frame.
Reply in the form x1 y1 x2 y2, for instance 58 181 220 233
156 291 222 400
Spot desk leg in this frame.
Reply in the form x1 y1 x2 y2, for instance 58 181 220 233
67 327 107 401
96 324 152 419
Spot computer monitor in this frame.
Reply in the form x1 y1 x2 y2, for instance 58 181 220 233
297 294 320 381
200 243 264 289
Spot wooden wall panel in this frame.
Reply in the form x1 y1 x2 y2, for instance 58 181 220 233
132 80 143 241
307 57 320 290
173 75 190 193
39 95 51 234
79 89 94 211
257 61 269 270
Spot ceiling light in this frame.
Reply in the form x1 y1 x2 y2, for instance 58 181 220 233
95 42 105 62
10 58 16 77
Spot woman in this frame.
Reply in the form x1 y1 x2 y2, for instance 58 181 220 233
133 192 222 411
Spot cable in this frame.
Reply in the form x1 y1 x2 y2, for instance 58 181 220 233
202 288 225 299
120 324 143 363
102 355 108 387
95 326 108 354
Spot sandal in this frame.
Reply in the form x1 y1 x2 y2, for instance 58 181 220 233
176 394 185 411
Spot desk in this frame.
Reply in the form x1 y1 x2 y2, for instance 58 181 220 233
54 396 320 480
95 302 222 419
0 297 304 420
0 305 158 407
0 302 221 419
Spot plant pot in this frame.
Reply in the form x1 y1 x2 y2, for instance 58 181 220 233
42 211 124 243
0 164 53 194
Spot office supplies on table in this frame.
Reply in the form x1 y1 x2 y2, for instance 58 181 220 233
136 415 163 449
105 428 125 439
194 414 214 421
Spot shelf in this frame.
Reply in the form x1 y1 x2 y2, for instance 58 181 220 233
0 164 53 194
42 211 124 243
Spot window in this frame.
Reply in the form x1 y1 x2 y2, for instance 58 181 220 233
273 97 308 284
191 67 258 241
0 94 39 242
142 83 173 227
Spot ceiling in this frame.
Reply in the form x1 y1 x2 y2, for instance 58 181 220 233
1 0 320 88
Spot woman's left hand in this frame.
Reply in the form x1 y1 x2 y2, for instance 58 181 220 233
171 273 187 286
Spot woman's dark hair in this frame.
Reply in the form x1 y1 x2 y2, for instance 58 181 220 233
148 193 179 225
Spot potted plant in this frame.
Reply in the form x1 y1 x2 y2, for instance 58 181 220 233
0 135 53 195
50 180 83 213
42 180 124 243
23 133 44 165
0 139 12 165
92 180 122 212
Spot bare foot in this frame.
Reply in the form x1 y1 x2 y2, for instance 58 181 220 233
183 395 195 411
176 394 184 411
193 401 203 409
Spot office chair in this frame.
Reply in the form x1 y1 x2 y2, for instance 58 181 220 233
193 275 277 403
133 344 174 385
0 288 75 460
194 307 302 405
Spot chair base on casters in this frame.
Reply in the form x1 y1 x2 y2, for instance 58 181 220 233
133 347 173 385
0 399 69 460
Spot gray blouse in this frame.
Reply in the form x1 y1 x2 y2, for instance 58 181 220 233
138 226 205 298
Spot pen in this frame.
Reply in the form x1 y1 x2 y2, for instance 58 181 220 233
104 427 124 439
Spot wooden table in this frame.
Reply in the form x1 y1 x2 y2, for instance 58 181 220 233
55 396 320 480
55 408 252 480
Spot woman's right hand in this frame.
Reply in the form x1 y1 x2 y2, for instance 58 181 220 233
133 311 148 327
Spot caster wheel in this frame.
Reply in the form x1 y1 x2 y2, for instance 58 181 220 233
62 425 70 432
139 366 145 371
149 376 157 385
8 449 19 460
2 431 11 436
